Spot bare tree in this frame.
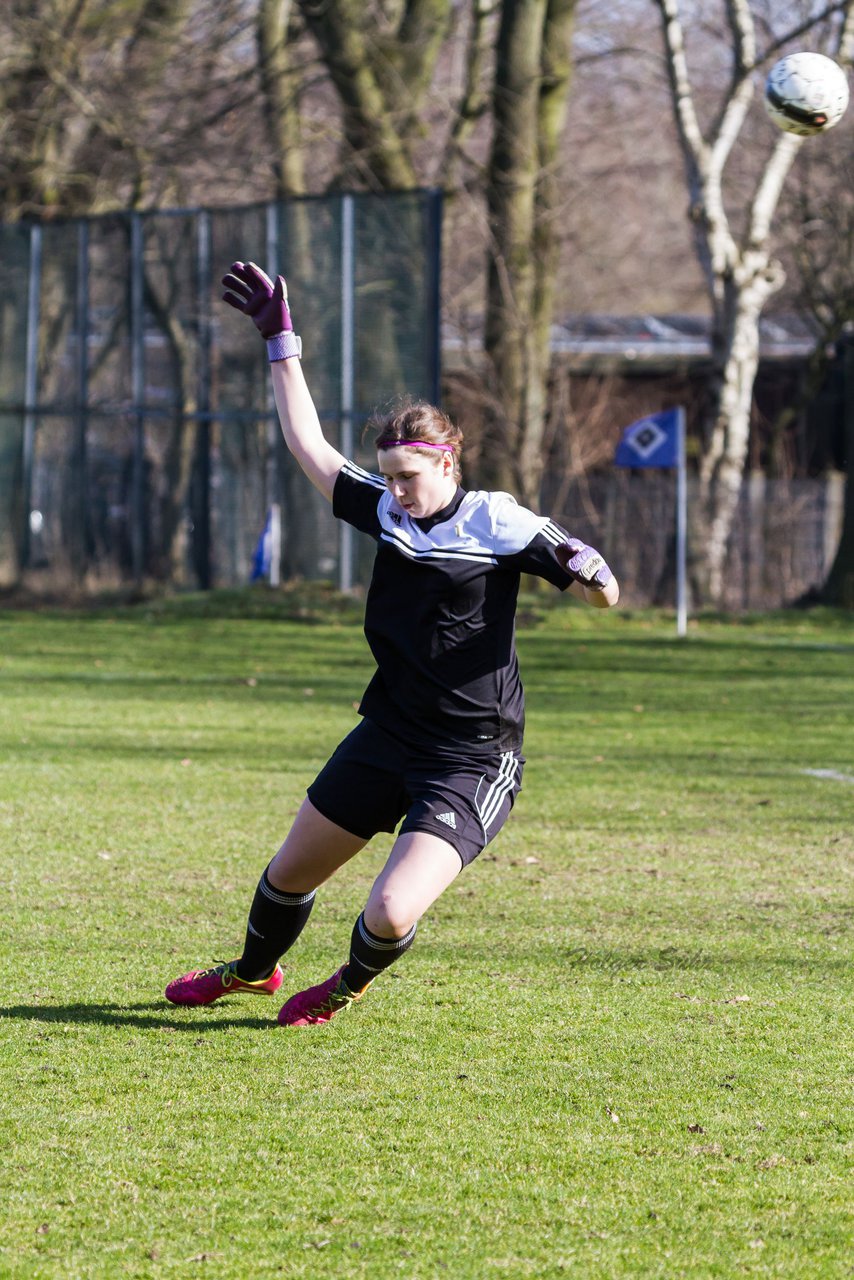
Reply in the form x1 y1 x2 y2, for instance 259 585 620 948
653 0 854 603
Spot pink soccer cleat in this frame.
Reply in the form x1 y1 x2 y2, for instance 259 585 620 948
165 959 284 1007
277 965 367 1027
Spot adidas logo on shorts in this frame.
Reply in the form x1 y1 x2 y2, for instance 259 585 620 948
436 811 457 830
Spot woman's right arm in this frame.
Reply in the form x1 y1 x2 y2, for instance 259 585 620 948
270 358 345 504
221 260 345 504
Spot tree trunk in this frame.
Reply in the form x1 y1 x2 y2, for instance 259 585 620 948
482 0 576 507
696 276 776 601
526 0 575 500
142 269 199 585
257 0 306 200
821 337 854 605
161 403 199 585
0 414 24 589
295 0 426 189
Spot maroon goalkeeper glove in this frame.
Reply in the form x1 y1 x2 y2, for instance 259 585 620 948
221 261 300 361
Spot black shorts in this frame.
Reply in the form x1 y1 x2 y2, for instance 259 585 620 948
306 719 524 868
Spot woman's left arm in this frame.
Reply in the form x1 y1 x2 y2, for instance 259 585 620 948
567 577 620 608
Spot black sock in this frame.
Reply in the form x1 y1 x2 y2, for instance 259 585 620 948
235 869 316 982
341 913 417 993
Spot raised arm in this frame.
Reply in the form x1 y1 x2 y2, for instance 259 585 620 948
221 262 345 502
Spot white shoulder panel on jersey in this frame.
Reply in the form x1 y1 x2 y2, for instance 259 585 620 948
372 486 566 565
377 488 497 564
341 460 386 491
482 491 553 556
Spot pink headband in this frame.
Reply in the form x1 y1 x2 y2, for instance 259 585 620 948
377 439 451 452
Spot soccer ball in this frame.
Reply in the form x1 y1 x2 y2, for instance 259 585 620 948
764 52 849 136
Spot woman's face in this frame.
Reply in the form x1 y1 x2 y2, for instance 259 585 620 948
378 446 457 519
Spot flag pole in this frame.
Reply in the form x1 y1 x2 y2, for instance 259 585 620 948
676 406 687 637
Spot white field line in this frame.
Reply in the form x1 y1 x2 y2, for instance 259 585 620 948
801 768 854 784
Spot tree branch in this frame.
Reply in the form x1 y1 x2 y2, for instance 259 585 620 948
296 0 418 187
653 0 709 180
440 0 495 188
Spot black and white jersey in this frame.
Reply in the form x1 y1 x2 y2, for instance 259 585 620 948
333 460 576 756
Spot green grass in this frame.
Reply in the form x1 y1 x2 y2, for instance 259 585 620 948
0 590 852 1279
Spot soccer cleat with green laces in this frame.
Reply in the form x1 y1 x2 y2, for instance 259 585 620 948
277 965 367 1027
165 959 284 1007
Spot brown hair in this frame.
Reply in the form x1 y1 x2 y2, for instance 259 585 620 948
371 400 464 482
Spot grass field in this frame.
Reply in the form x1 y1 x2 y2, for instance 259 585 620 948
0 589 852 1279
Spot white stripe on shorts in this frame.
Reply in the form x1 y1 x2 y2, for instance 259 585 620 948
476 751 519 833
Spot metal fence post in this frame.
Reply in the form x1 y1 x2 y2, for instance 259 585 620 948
426 189 443 406
130 213 145 583
194 209 212 588
70 218 90 581
21 223 42 568
265 202 281 586
339 193 355 593
76 220 90 414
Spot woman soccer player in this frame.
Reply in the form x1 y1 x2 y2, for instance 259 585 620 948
165 262 619 1027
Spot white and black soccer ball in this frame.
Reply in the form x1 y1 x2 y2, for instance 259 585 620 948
765 52 850 137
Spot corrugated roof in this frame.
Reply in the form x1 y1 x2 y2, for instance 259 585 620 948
443 313 818 364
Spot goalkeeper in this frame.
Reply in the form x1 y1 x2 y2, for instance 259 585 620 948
165 262 619 1027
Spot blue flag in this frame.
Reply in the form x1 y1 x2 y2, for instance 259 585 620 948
251 510 272 581
614 409 681 468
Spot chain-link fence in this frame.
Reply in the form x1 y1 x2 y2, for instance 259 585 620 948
0 192 845 609
0 192 442 592
542 469 845 611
